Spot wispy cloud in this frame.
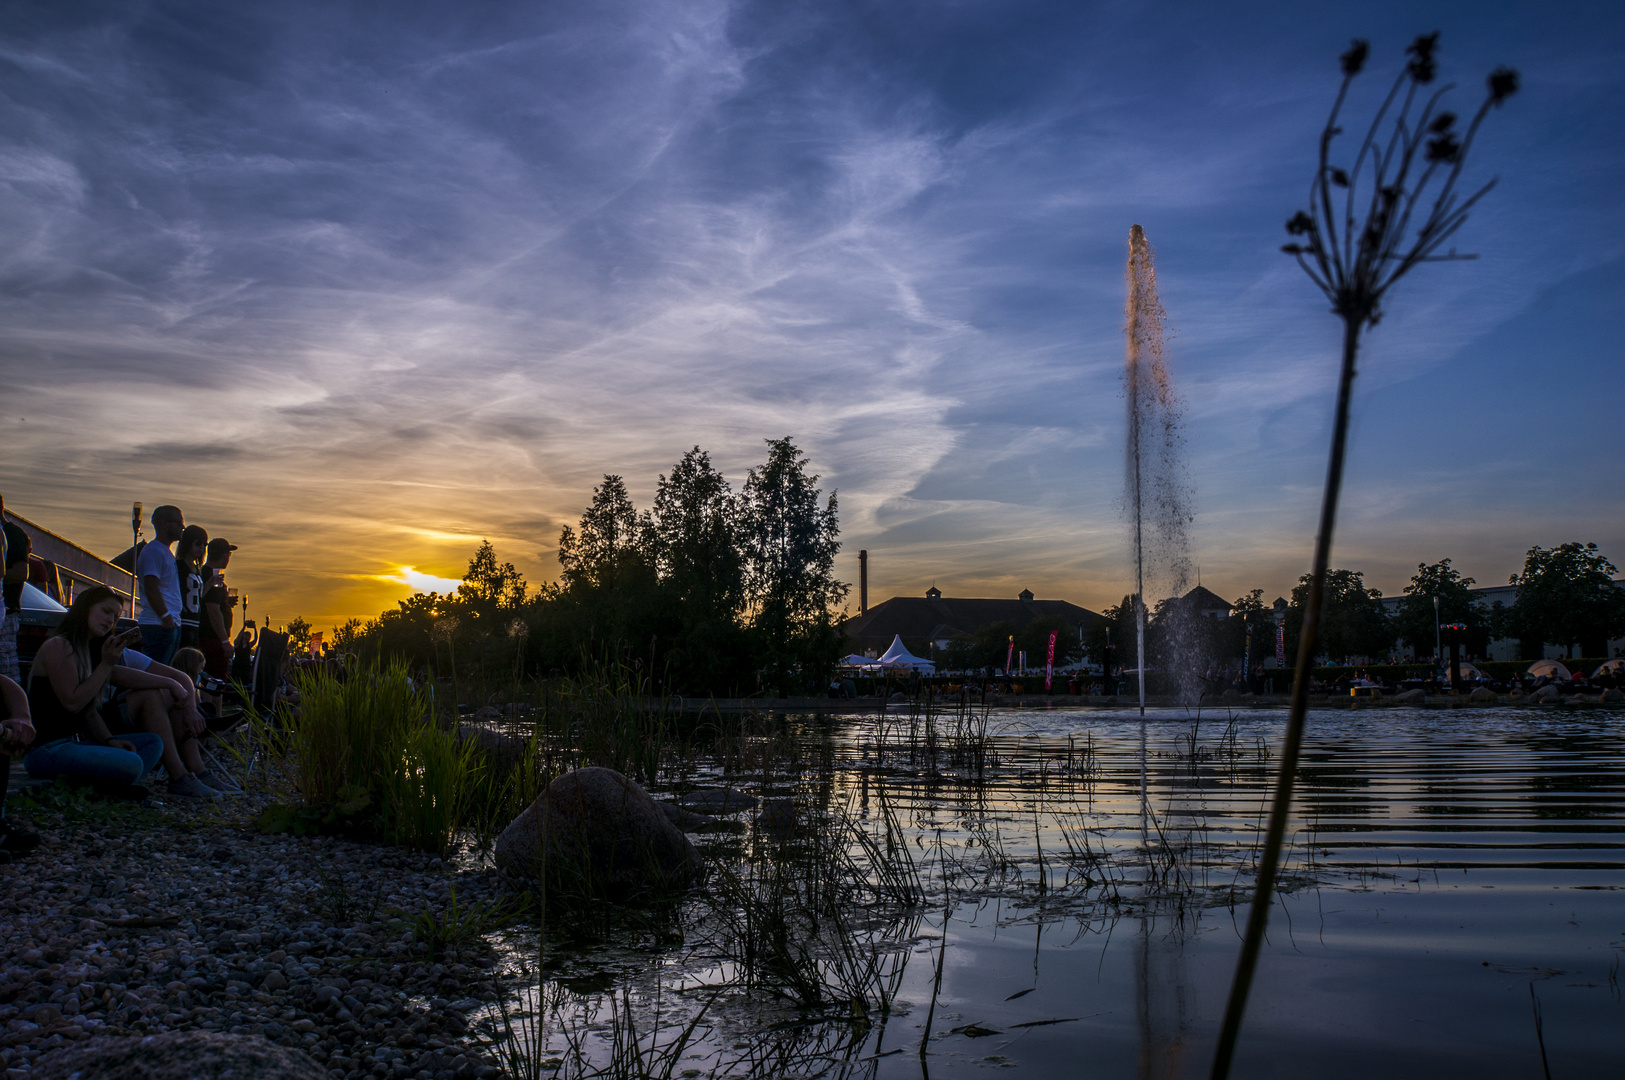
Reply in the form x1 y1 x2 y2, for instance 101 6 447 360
1 1 1621 627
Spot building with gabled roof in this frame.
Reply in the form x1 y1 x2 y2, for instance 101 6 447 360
842 586 1102 657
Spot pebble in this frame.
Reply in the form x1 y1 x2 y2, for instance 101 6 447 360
0 787 509 1079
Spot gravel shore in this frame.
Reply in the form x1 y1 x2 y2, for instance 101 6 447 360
0 782 510 1079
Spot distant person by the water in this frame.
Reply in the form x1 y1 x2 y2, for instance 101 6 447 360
0 490 30 682
137 504 185 665
175 524 208 650
199 537 237 680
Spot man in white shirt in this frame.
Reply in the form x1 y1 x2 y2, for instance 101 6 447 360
137 504 185 665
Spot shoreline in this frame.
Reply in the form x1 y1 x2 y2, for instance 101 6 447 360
0 788 507 1079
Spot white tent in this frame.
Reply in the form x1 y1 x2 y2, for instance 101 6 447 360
878 635 935 671
839 654 883 670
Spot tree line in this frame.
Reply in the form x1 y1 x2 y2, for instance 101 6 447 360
1084 542 1624 673
323 438 848 696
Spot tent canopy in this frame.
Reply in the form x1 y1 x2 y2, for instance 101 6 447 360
1527 659 1571 681
878 634 935 671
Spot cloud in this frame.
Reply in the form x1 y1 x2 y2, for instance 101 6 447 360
0 1 1621 627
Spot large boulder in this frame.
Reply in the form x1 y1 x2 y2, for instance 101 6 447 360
34 1032 325 1080
495 767 702 900
1530 684 1561 704
1392 688 1426 704
1469 687 1495 704
1603 688 1625 704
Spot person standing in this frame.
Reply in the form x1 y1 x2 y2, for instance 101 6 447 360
175 524 208 650
0 492 30 682
199 538 237 680
137 504 185 665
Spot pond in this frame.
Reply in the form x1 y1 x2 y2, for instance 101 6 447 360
478 704 1625 1078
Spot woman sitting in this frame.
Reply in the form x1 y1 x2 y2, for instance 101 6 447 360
26 586 225 799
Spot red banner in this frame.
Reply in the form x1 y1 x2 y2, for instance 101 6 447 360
1005 636 1014 675
1044 630 1058 690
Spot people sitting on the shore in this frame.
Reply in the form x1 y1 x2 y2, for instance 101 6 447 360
1 490 31 682
26 585 225 800
0 673 40 860
175 524 209 651
199 538 237 680
169 646 220 717
137 504 186 665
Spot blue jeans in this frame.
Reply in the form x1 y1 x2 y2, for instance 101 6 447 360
25 734 164 788
139 625 180 666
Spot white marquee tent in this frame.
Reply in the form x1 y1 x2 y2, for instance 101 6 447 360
877 635 935 671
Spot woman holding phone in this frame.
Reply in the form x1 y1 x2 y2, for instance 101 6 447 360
25 585 223 799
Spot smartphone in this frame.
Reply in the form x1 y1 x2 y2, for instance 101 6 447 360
244 620 256 630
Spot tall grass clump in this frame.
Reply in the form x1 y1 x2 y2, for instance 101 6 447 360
257 657 481 854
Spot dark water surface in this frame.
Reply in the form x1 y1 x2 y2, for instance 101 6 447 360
494 706 1625 1078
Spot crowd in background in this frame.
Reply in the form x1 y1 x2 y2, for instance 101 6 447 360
0 500 253 862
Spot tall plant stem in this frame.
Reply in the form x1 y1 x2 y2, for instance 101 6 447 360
1211 315 1361 1079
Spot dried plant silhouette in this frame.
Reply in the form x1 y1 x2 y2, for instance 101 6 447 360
1210 33 1517 1080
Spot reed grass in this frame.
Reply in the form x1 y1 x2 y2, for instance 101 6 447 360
251 657 481 854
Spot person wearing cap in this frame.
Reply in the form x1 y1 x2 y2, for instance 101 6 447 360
199 537 238 681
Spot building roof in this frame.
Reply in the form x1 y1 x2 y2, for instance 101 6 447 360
843 589 1102 653
1181 585 1233 613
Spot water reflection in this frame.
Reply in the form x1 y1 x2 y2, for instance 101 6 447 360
479 705 1624 1077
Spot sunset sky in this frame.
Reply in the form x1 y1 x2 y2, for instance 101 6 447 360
3 1 1622 633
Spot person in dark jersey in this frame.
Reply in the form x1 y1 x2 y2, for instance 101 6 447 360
26 586 223 799
199 538 237 680
175 524 209 650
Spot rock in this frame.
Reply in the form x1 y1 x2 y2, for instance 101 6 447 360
1530 684 1560 704
470 706 502 724
755 798 795 838
677 789 758 813
33 1031 327 1080
1602 688 1624 704
1392 689 1426 704
456 724 525 766
1469 687 1494 703
494 767 702 900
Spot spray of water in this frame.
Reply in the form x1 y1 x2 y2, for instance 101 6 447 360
1123 225 1194 714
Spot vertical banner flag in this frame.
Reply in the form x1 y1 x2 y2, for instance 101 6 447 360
308 631 324 659
1275 620 1286 666
1045 630 1058 690
1006 636 1014 675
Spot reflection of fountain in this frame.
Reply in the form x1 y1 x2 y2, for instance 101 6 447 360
1123 224 1194 712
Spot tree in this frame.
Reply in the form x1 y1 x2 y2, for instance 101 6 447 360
458 541 527 615
1229 589 1277 669
1015 615 1082 672
944 620 1016 674
557 476 648 594
1084 596 1138 672
285 615 312 654
740 438 847 693
1508 543 1625 659
1286 569 1388 664
1393 559 1489 658
647 447 751 691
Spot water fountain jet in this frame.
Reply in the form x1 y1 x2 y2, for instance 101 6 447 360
1123 224 1193 716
